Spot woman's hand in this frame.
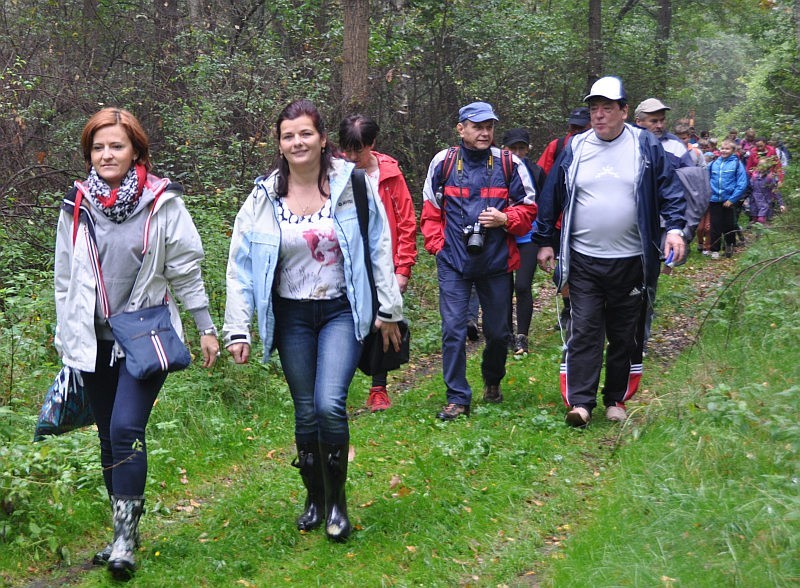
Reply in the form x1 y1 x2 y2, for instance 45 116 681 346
395 273 409 294
200 334 221 368
376 320 401 353
228 342 251 364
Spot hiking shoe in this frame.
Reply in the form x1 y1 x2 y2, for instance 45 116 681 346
366 386 391 412
513 334 528 355
466 321 479 341
436 403 470 421
606 405 627 423
710 251 720 260
565 406 591 428
724 243 733 258
702 250 711 256
482 384 503 403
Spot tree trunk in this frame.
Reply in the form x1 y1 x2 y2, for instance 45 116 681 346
795 0 800 53
654 0 672 95
341 0 370 116
83 0 98 20
587 0 603 93
188 0 204 29
154 0 180 44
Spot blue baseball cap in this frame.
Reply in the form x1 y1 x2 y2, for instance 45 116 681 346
459 102 499 123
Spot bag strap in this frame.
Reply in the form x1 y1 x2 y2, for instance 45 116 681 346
500 148 514 187
351 169 379 326
436 146 460 199
73 181 177 320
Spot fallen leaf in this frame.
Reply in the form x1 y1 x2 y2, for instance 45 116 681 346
389 475 402 489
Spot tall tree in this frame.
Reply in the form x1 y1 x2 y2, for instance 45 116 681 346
795 0 800 51
653 0 672 95
341 0 370 115
587 0 603 92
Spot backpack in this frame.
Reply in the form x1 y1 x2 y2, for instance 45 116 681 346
436 146 515 200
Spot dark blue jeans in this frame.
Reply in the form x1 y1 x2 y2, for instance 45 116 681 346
82 340 167 498
274 296 361 446
437 258 512 406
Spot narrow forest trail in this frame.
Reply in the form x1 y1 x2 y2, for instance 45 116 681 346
24 247 739 588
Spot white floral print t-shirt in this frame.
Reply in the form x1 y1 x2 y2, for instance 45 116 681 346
274 196 346 300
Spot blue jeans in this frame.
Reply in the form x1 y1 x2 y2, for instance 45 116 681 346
274 296 361 445
437 258 512 405
83 340 167 498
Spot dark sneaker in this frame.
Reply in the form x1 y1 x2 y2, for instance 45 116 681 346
565 406 591 428
436 403 470 421
513 334 528 356
724 243 733 258
482 384 503 403
367 386 391 412
466 321 479 341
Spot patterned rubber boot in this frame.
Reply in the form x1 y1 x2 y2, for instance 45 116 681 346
92 494 114 565
291 441 324 531
320 442 352 542
107 496 145 580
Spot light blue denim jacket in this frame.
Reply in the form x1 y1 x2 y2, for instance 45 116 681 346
222 158 403 359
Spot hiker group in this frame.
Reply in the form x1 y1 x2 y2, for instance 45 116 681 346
54 75 788 575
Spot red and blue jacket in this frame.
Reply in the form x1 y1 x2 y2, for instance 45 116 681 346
420 142 537 279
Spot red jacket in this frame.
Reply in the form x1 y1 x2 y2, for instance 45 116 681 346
374 151 418 278
746 145 783 181
536 133 574 175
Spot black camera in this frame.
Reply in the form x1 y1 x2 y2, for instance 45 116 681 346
463 222 486 255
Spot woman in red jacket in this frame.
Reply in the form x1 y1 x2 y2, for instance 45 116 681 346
339 114 418 412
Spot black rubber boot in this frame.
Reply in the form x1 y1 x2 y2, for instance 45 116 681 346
291 441 324 531
320 442 351 542
107 496 145 580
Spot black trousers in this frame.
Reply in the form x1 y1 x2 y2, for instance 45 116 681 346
561 251 647 412
709 201 736 252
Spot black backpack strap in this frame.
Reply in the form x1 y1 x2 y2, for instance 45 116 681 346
351 169 379 325
500 148 514 187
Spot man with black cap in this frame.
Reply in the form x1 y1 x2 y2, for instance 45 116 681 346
533 77 686 428
537 107 592 174
536 107 592 332
421 102 538 420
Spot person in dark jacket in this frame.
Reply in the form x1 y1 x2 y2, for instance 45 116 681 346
534 77 686 428
501 128 545 355
420 102 537 420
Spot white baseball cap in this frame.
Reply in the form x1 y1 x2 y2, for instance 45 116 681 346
584 76 627 102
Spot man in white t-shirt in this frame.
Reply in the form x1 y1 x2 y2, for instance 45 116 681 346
534 76 686 428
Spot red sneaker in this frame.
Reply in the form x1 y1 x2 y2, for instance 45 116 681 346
367 386 392 412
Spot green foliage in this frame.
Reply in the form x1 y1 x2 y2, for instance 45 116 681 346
543 207 800 587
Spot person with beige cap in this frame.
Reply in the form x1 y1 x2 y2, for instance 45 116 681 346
634 98 694 168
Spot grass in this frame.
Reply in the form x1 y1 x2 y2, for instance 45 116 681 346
1 206 798 586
